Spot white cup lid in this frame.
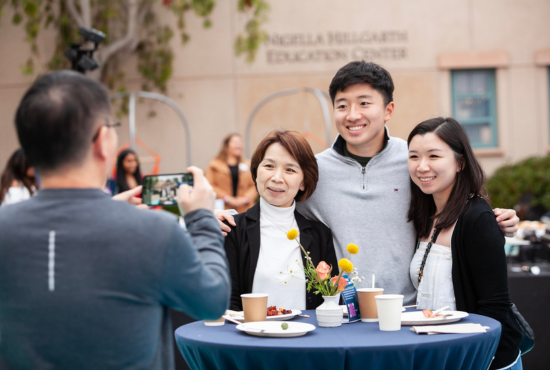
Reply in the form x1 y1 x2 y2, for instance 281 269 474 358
356 288 384 292
375 294 404 300
241 293 268 298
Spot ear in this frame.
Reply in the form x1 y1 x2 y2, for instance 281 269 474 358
384 101 395 122
457 156 465 172
91 126 110 162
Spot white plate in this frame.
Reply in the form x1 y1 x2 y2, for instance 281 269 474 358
226 309 302 323
236 321 316 337
401 311 469 326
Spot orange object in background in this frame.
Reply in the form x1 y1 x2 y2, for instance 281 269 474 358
112 137 161 178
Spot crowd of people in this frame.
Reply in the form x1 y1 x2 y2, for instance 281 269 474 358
0 61 524 370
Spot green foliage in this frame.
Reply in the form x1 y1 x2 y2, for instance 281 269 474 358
486 156 550 210
1 0 268 94
235 0 269 62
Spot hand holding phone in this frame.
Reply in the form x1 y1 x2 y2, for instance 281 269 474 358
142 172 193 207
177 166 216 214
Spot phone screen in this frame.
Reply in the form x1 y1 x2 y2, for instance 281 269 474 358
142 173 194 206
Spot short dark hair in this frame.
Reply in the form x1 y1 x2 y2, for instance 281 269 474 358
329 61 394 106
250 130 319 202
15 70 111 173
407 117 488 239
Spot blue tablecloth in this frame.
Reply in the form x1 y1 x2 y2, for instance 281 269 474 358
175 310 501 370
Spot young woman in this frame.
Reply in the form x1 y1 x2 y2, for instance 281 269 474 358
0 149 37 205
115 149 142 193
407 117 522 370
224 130 338 311
206 133 257 213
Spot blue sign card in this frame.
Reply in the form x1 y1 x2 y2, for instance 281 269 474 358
341 273 361 323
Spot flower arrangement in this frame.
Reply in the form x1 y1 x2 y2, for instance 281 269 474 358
287 228 362 296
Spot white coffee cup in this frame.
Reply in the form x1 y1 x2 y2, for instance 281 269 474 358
375 294 404 331
204 316 225 326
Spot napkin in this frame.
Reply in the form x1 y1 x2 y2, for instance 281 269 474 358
411 323 490 335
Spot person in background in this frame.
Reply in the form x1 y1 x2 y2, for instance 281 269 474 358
224 130 338 311
115 148 142 193
0 148 37 205
407 117 522 370
0 70 230 370
206 133 257 213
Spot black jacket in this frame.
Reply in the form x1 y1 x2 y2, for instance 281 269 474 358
224 202 338 311
451 196 522 369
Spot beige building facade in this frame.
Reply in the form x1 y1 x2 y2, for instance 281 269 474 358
1 0 550 177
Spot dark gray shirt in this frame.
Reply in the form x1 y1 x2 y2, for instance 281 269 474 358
0 189 230 370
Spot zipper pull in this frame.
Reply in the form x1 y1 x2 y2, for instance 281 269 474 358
362 167 366 174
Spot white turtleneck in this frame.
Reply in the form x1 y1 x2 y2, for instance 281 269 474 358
251 198 306 310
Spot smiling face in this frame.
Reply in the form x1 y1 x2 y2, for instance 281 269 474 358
408 132 461 209
256 143 304 208
333 83 394 157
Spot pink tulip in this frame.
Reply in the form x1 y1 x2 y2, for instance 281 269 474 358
315 261 331 281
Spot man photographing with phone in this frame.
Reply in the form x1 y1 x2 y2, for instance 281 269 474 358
0 70 230 370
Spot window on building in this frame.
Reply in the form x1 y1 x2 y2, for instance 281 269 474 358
451 69 497 148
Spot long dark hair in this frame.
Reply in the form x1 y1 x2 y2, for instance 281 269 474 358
407 117 488 239
0 149 37 203
115 149 142 192
216 133 242 164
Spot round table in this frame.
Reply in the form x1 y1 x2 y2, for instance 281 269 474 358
175 310 501 370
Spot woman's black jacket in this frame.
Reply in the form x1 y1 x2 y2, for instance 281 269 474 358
224 202 338 311
451 196 522 369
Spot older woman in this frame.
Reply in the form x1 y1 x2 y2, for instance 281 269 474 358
224 130 338 311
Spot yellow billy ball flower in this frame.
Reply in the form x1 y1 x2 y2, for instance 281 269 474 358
287 229 299 240
338 258 354 273
346 244 359 255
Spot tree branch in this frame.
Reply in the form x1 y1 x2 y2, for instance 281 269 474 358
63 0 86 28
79 0 91 28
97 0 139 66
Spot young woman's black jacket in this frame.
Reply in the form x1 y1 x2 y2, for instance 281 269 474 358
223 201 338 311
451 196 522 369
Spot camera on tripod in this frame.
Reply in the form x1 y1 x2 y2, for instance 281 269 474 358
64 26 106 74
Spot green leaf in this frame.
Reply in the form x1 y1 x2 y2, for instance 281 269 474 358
12 12 22 24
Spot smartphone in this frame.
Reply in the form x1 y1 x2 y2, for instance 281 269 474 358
142 173 194 207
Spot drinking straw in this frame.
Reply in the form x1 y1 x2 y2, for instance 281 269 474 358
372 274 375 289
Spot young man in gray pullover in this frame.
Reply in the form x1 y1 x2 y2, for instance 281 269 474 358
219 61 518 305
296 61 518 305
0 71 230 369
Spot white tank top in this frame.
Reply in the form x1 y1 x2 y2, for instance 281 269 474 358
410 239 456 311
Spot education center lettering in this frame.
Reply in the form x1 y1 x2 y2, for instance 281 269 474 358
265 30 408 64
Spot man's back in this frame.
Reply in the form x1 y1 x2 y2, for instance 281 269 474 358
0 189 229 369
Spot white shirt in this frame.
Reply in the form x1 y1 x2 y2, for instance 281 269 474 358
410 242 456 310
252 198 306 310
1 184 32 205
